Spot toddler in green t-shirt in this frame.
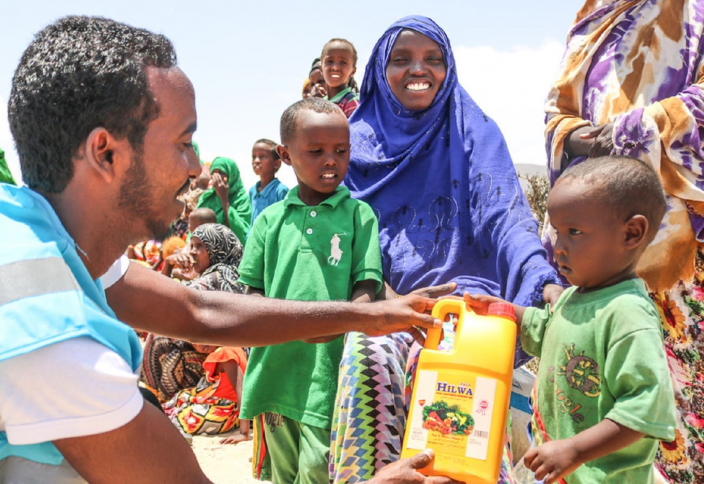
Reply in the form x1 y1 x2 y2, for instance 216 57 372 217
466 156 676 484
237 98 383 484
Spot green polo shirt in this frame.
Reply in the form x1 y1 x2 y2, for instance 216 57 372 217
238 186 382 428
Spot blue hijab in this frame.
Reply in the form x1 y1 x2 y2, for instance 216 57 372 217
346 16 558 308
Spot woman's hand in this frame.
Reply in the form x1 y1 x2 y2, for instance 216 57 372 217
542 284 564 307
211 172 229 204
563 123 615 160
379 281 457 301
367 449 464 483
169 250 194 274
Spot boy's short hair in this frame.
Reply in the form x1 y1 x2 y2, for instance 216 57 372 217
280 98 345 145
254 138 280 161
558 156 666 240
189 207 217 224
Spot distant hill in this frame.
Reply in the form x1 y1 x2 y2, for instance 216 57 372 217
514 163 548 177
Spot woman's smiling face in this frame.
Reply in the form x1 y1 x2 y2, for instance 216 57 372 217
385 29 447 111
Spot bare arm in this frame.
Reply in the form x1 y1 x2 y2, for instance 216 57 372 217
55 402 211 483
302 279 378 344
106 263 441 347
524 419 644 483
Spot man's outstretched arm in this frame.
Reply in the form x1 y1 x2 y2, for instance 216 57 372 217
106 262 442 347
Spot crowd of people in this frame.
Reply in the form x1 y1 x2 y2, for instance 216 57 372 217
1 2 704 484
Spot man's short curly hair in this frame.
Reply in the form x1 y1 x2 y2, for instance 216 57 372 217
8 16 177 193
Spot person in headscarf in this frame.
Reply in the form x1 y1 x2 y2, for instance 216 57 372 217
331 15 562 483
195 156 252 245
185 223 244 293
142 224 245 402
544 2 704 482
0 148 15 185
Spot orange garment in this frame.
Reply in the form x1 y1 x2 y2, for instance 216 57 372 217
202 347 247 402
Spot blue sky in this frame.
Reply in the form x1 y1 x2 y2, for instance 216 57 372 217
1 0 583 189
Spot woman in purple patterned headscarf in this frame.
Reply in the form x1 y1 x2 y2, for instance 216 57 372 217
545 1 704 482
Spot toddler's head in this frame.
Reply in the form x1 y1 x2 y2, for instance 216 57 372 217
251 139 281 181
548 156 666 290
188 207 217 233
321 39 357 93
277 98 349 205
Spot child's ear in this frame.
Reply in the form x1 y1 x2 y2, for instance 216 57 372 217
274 158 282 171
623 214 648 250
277 144 292 166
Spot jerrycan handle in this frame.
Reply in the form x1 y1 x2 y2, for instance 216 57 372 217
425 297 467 350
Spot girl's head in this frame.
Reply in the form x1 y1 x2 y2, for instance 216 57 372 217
252 138 281 179
321 39 357 91
189 234 210 274
190 222 243 274
386 29 447 111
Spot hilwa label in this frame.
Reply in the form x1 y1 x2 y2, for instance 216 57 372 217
465 376 497 460
407 370 477 457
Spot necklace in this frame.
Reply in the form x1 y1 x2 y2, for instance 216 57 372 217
75 243 90 261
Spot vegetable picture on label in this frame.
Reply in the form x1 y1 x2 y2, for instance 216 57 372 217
421 400 474 436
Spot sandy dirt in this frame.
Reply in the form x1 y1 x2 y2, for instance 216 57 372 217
192 432 270 484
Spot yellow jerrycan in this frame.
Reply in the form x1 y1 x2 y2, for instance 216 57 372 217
401 297 517 483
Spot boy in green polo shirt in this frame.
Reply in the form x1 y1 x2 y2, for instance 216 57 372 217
465 156 677 484
237 98 383 484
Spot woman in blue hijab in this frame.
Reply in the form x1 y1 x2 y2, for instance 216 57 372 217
330 16 562 482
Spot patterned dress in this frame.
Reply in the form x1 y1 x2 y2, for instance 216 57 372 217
545 2 704 482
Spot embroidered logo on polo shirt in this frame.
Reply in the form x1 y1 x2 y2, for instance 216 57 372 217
328 233 346 266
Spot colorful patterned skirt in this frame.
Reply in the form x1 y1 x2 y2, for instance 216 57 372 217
652 249 704 484
163 376 239 435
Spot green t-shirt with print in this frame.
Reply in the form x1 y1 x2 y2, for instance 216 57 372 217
522 279 676 484
238 186 383 428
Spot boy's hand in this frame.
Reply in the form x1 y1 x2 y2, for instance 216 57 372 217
543 284 563 307
524 440 581 484
462 292 505 315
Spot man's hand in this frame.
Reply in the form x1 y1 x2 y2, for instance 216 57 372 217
524 439 581 484
368 450 464 483
366 295 442 338
542 284 564 307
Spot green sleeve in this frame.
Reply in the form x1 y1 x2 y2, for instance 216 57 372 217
520 305 552 357
350 202 383 293
238 215 267 290
603 304 676 440
0 149 15 185
227 205 250 247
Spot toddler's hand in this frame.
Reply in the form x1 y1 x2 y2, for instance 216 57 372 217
462 292 505 315
524 439 582 484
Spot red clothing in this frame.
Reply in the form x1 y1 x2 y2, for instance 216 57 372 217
202 347 247 402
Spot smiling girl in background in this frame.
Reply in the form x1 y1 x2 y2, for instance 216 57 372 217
321 38 360 118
